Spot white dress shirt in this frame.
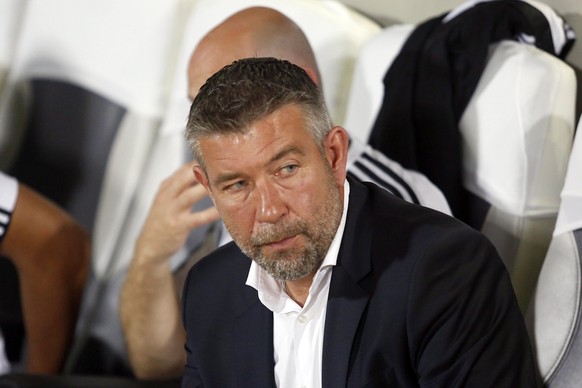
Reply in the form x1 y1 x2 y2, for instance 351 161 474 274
246 180 350 388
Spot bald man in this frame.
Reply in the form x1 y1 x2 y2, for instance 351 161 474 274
120 6 449 380
186 7 320 98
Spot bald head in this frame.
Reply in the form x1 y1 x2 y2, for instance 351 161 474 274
187 6 320 99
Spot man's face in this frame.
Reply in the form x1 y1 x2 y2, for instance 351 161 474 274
193 104 347 281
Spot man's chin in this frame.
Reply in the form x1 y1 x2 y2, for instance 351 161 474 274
265 267 312 282
255 255 304 280
260 255 323 282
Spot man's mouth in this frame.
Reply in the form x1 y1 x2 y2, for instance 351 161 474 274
261 235 298 250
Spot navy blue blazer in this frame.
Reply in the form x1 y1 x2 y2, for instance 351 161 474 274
181 177 537 387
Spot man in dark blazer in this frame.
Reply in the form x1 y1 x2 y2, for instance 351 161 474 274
182 57 537 387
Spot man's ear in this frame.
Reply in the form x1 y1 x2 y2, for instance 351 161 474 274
324 126 349 186
193 164 214 200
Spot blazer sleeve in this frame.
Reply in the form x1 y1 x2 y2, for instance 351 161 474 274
181 268 203 388
406 225 538 387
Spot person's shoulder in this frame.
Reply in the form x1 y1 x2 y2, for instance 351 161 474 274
183 241 250 290
358 178 453 222
358 180 503 280
356 178 487 244
191 240 248 273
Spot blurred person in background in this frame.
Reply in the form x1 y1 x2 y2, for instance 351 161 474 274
0 171 89 374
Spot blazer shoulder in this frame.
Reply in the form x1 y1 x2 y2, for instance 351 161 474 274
360 179 460 228
183 242 251 295
357 179 495 260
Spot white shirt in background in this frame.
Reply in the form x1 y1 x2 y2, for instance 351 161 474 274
0 171 18 375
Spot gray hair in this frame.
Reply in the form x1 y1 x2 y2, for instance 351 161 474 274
185 57 332 167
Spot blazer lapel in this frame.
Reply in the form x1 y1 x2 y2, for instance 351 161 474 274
322 178 374 387
233 289 276 388
323 267 370 387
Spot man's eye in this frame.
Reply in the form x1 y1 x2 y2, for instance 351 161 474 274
279 164 298 176
225 181 246 192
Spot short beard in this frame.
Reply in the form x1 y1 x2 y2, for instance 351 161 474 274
242 219 327 281
227 167 342 281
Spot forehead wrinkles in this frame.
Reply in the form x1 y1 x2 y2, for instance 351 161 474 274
195 104 316 173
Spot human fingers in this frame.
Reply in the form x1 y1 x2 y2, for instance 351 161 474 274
158 163 199 198
185 206 220 229
176 182 211 210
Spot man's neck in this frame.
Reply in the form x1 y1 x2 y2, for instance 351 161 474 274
284 274 315 307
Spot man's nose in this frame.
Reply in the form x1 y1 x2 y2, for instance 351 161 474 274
255 182 287 224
